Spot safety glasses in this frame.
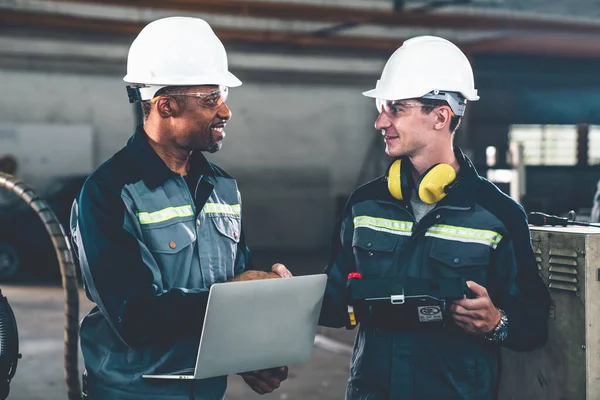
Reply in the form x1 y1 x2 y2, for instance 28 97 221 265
376 99 427 114
376 98 454 117
151 85 229 109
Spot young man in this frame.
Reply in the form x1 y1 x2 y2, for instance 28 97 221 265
319 36 551 400
70 17 290 399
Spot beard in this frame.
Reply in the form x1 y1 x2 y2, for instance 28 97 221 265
205 133 223 153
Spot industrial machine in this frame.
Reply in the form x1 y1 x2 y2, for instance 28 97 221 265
499 225 600 400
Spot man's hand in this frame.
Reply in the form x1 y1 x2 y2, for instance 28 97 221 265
239 366 288 395
227 263 292 282
271 263 292 278
227 270 279 282
450 281 501 335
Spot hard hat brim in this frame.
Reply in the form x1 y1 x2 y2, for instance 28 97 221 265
362 87 479 102
361 87 427 101
361 88 381 99
221 71 242 87
123 71 242 88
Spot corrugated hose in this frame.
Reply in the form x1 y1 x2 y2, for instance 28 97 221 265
0 172 81 400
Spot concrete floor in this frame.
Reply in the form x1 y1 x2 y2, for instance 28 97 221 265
1 280 355 400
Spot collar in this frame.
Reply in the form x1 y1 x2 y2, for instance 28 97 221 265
127 125 216 190
438 146 480 209
381 146 480 209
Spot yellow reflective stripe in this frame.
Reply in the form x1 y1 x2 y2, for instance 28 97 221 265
137 205 194 225
425 224 502 248
353 216 413 236
429 224 502 243
203 203 241 215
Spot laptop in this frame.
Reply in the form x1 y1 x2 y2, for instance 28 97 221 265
143 273 327 380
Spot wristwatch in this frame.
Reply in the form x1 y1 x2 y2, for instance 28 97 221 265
485 308 508 343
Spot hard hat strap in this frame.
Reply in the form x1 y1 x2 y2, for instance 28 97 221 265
125 85 167 103
421 90 466 117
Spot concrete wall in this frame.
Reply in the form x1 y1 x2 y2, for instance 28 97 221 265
0 69 135 167
0 67 380 249
210 80 378 248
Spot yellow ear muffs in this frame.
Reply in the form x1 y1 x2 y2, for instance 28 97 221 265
387 159 411 201
387 159 459 204
415 163 457 204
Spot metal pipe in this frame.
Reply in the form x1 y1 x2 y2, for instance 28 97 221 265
0 173 81 400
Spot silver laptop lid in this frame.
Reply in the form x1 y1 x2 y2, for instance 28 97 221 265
193 274 327 379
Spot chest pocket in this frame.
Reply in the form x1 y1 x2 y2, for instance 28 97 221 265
141 219 197 287
352 227 405 277
202 214 241 283
428 239 491 284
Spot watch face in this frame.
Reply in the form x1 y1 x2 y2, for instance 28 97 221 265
485 310 508 343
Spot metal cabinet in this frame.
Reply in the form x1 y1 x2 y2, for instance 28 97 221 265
499 226 600 400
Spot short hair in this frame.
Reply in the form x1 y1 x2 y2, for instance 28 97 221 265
418 98 462 133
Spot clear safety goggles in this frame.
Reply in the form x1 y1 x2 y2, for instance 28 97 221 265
376 90 466 117
151 85 229 109
376 99 438 115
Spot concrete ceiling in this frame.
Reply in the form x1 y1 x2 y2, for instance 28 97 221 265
1 0 599 76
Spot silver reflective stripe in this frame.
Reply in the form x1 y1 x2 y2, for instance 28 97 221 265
353 216 413 236
137 205 194 225
425 224 503 248
203 203 241 216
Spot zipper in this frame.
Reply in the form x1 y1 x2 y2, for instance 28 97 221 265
176 175 197 215
176 175 205 286
377 199 416 223
408 205 471 244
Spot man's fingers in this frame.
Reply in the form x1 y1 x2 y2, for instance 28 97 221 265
451 303 487 318
452 297 488 311
453 318 468 328
453 319 474 333
267 366 288 383
241 366 288 395
452 313 491 333
452 313 476 324
278 366 289 380
450 303 470 317
452 315 479 334
249 368 287 388
241 373 274 394
272 263 292 278
242 376 265 394
254 369 283 388
272 263 293 278
466 281 488 298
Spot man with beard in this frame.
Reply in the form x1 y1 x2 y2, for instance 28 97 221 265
319 36 550 399
70 17 290 399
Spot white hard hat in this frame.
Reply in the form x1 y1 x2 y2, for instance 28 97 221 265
363 36 479 115
124 16 241 101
